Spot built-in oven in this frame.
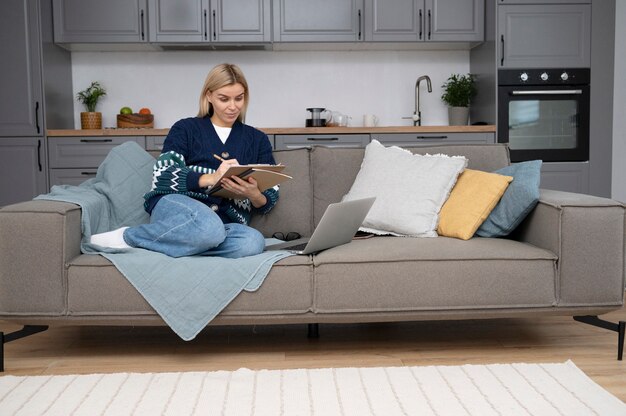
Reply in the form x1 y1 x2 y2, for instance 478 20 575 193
498 68 590 163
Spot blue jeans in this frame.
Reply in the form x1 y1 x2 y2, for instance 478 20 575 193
123 194 265 258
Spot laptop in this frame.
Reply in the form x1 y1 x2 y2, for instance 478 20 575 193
266 197 376 255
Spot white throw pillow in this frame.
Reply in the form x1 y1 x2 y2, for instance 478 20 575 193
342 140 467 237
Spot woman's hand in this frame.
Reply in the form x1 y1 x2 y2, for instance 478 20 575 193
220 176 267 207
199 159 239 188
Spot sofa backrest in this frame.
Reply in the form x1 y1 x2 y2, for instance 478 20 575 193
249 147 314 238
310 143 511 227
251 143 510 236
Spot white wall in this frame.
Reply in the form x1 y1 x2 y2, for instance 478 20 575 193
612 2 626 202
71 50 469 129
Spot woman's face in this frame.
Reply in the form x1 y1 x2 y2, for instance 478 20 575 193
207 83 245 127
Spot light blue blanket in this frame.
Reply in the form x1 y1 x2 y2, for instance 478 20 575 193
35 141 292 341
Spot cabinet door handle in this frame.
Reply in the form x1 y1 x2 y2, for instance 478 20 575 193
307 137 339 141
140 9 145 40
500 35 505 66
428 10 431 40
80 172 97 176
35 101 40 134
203 9 208 40
37 139 42 171
416 135 447 139
419 9 423 40
511 90 583 96
212 10 217 41
79 139 113 143
358 9 362 40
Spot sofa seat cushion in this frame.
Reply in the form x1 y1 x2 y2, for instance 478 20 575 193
312 237 557 313
66 254 314 317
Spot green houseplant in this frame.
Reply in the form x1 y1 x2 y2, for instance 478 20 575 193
441 74 477 126
77 81 107 129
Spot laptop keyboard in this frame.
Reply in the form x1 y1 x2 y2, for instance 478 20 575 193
285 242 309 252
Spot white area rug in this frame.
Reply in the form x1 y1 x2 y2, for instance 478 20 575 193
1 360 624 415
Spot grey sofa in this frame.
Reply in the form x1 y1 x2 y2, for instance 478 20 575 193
1 144 625 369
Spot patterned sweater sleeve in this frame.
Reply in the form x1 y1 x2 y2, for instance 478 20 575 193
143 150 220 205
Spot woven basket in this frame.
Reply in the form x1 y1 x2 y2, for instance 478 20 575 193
80 112 102 129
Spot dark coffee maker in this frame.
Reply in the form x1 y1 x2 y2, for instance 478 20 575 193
306 107 326 127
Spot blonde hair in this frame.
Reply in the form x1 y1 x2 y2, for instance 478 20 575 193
197 63 249 122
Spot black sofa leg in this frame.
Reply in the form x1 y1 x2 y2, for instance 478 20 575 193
308 323 319 338
1 325 49 372
574 316 625 360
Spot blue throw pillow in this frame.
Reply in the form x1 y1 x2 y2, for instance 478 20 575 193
476 160 542 238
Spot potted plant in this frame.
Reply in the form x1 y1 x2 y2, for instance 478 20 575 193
441 74 477 126
77 81 107 129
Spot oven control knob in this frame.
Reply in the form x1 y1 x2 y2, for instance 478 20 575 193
540 72 549 81
520 72 529 82
560 72 569 81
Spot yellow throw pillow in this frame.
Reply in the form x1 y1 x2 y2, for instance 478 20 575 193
437 169 513 240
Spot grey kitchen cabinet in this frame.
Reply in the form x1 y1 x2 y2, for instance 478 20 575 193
0 138 47 207
365 0 483 42
49 168 98 187
148 0 270 43
1 0 72 203
498 0 590 4
273 0 365 42
48 136 145 187
146 136 166 152
539 162 589 194
274 134 370 150
211 0 271 42
498 3 591 68
364 0 422 41
52 0 148 43
428 0 483 42
0 0 43 137
370 132 495 146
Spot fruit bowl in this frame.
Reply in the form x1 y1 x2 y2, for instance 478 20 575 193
117 113 154 128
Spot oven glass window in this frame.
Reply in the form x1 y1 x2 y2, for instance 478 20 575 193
508 100 578 150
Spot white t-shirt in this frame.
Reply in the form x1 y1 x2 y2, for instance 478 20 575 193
214 125 232 144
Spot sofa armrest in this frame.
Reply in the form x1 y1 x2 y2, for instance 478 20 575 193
513 189 625 307
0 200 82 315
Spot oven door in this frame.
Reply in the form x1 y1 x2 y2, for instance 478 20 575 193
498 85 589 162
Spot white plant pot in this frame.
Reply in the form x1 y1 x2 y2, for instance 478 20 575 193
448 106 469 126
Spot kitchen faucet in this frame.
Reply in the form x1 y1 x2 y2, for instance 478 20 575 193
405 75 432 126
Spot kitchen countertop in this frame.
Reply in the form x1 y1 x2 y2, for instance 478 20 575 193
47 125 495 136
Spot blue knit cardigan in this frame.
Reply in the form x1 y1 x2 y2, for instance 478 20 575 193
143 116 279 224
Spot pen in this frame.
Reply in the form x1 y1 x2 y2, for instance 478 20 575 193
213 154 226 162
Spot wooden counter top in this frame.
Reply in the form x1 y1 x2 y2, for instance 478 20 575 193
47 125 495 137
47 128 171 136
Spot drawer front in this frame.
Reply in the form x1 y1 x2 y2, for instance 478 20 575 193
371 132 494 147
146 135 166 152
48 136 144 168
49 168 98 187
274 134 370 150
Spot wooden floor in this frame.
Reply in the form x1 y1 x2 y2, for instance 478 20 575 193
2 305 625 402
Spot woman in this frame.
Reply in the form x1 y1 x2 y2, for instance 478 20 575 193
90 63 278 258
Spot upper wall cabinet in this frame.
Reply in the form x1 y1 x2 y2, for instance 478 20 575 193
498 0 590 3
365 0 483 42
149 0 270 43
427 0 484 42
53 0 148 43
498 4 591 68
273 0 365 42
